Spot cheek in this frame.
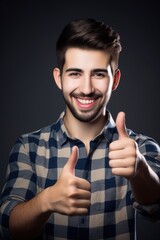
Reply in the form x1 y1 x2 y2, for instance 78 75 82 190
62 80 80 95
96 80 112 96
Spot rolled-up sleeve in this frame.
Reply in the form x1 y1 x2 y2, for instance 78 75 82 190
0 137 37 239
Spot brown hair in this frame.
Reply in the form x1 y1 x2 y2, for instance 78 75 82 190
56 18 122 73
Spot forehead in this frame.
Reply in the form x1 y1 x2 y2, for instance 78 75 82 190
64 48 111 69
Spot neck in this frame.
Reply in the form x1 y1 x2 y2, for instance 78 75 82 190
64 108 107 152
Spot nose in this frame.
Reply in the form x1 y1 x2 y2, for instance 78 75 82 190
79 75 94 95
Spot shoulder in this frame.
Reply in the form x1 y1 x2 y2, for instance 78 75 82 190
10 121 60 158
128 129 159 147
128 129 160 160
19 123 56 144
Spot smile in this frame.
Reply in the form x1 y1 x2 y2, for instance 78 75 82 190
74 97 97 109
77 98 95 105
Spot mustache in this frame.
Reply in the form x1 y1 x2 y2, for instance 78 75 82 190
71 92 102 99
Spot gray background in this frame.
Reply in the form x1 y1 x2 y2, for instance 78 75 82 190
1 0 160 239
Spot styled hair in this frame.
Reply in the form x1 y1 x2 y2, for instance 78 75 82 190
56 18 122 72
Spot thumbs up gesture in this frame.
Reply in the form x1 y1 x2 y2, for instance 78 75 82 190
46 146 91 216
109 112 142 179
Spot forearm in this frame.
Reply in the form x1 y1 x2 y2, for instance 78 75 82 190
130 156 160 205
9 168 91 239
9 190 52 240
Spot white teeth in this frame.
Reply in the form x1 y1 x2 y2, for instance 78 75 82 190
77 98 94 104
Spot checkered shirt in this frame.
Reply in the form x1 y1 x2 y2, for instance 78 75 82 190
0 111 160 240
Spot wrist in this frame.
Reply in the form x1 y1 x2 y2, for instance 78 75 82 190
37 187 54 214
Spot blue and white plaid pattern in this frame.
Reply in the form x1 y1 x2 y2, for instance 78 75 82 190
0 111 160 240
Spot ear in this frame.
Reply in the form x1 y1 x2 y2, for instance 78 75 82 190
112 69 121 91
53 68 62 90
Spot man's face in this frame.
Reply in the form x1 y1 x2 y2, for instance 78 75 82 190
56 48 117 123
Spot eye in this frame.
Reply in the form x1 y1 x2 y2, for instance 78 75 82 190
93 72 107 79
68 72 81 78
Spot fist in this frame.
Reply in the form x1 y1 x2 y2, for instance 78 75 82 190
109 112 142 179
47 146 91 215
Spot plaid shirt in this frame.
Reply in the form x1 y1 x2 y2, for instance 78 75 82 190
0 111 160 240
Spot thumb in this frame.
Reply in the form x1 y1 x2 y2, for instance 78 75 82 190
64 146 79 175
116 112 129 139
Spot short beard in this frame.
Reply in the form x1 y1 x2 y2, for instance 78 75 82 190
62 93 105 123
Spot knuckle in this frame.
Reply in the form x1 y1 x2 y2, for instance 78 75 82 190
68 177 77 186
129 139 136 146
130 169 135 176
67 207 76 216
86 181 91 191
86 192 91 201
69 198 76 207
111 168 116 175
87 199 91 207
109 160 113 167
67 187 78 198
109 142 115 150
108 152 112 159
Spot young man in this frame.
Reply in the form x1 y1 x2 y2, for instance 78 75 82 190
0 18 160 240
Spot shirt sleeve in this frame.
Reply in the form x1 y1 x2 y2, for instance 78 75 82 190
0 136 37 239
138 136 160 176
134 135 160 221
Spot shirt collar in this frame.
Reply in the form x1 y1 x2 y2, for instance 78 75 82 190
102 111 118 144
55 110 118 147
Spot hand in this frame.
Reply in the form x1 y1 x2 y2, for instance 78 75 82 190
109 112 143 179
46 146 91 215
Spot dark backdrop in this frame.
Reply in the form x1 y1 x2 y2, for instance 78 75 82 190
1 1 160 239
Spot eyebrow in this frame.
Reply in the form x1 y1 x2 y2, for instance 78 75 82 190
65 68 108 73
65 68 82 72
92 69 108 73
